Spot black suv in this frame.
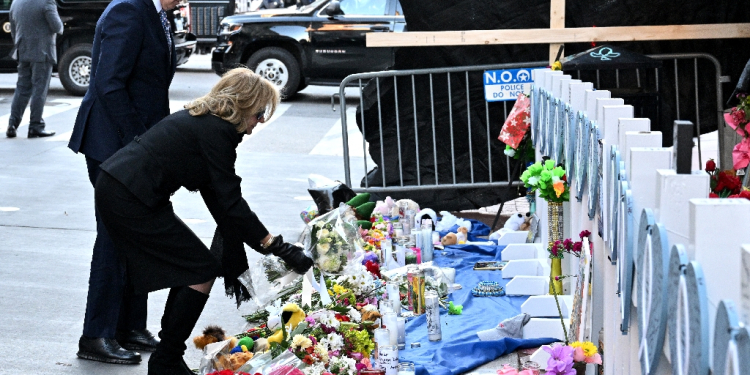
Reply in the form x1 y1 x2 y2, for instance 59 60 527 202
212 0 404 98
0 0 197 96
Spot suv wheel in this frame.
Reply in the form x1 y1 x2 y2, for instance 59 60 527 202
247 47 301 99
59 44 93 96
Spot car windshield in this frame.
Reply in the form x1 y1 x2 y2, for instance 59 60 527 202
299 0 326 11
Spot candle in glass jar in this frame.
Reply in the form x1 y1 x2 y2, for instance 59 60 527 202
521 361 541 375
382 312 399 345
420 227 433 262
424 290 441 341
404 248 417 265
378 345 399 375
397 362 415 375
372 327 390 360
381 239 393 269
386 281 400 313
397 317 406 348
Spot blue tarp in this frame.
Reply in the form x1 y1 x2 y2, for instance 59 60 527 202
398 244 556 375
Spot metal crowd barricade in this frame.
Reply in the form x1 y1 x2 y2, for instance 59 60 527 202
337 53 725 195
337 61 547 195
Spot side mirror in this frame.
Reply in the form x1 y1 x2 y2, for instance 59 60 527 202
325 0 343 17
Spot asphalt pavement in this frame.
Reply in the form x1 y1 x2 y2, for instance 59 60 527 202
0 54 367 374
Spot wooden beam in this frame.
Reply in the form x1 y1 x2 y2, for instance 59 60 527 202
549 0 566 65
366 23 750 47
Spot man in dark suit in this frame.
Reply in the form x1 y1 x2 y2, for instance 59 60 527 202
6 0 63 138
68 0 180 365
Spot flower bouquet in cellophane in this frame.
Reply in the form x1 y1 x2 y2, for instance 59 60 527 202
305 205 364 274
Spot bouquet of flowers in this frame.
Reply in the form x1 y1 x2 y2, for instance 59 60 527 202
306 206 364 274
724 93 750 170
520 159 570 203
548 230 591 259
706 159 750 199
543 341 602 375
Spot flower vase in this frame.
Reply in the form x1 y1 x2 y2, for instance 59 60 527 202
573 362 586 375
548 201 564 294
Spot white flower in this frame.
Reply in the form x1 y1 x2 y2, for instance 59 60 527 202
303 362 327 375
318 311 340 329
347 307 361 322
504 148 516 157
314 344 329 363
527 176 540 186
291 334 312 350
317 242 331 255
320 332 344 351
320 228 330 238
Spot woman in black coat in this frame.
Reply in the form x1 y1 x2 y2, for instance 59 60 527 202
94 68 313 374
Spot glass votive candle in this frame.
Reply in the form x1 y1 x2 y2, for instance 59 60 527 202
372 327 390 359
521 361 541 375
378 344 399 375
404 248 417 265
382 312 399 345
397 362 415 375
396 317 406 347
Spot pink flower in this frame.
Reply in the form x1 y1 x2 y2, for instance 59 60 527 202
732 138 750 170
584 353 602 365
497 365 519 375
579 230 591 239
573 347 586 362
518 371 535 375
361 357 372 369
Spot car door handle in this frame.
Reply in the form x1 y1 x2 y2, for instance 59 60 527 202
369 26 390 32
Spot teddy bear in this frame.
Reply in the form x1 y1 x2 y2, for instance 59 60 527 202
373 196 396 216
456 226 469 244
488 212 530 241
229 351 254 370
441 232 458 246
193 325 238 350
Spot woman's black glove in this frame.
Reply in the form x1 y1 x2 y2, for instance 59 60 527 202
266 235 314 274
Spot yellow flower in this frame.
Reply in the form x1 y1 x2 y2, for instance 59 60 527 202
570 341 598 357
553 180 565 197
332 284 349 295
292 334 312 350
551 61 562 71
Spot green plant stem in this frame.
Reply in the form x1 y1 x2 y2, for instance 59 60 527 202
551 275 569 345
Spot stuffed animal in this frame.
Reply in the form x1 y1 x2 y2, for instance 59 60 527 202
518 213 533 231
488 212 530 241
253 338 269 354
193 325 238 350
267 303 307 344
360 309 382 322
229 351 254 370
441 233 458 246
373 196 396 216
456 227 469 244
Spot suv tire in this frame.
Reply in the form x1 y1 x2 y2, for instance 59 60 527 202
59 44 93 96
246 47 301 99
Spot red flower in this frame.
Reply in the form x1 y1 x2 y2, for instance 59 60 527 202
579 230 591 239
365 260 381 278
572 242 582 253
335 314 350 322
705 159 716 172
709 193 719 198
739 190 750 200
303 355 315 365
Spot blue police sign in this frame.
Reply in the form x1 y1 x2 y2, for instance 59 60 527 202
483 67 544 102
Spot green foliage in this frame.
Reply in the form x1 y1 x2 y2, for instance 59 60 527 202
520 159 570 203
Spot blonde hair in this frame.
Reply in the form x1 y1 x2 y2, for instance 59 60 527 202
185 68 280 133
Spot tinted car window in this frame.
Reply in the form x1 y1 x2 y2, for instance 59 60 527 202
339 0 386 16
0 0 11 11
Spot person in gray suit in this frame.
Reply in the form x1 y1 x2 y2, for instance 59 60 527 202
6 0 63 138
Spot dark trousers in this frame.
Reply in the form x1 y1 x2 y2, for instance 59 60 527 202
9 61 52 131
82 156 148 338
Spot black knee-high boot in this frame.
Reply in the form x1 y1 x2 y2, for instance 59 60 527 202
149 286 208 375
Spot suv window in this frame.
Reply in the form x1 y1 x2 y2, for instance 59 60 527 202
0 0 11 11
339 0 386 16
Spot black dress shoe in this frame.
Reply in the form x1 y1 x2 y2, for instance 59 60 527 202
77 336 141 364
117 329 160 352
27 128 55 138
6 125 17 138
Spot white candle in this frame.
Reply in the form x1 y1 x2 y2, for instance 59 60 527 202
372 327 390 361
382 312 399 345
387 281 401 313
378 345 399 375
397 317 406 346
440 267 456 285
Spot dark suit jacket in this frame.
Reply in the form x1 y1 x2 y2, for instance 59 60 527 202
9 0 63 63
68 0 176 163
100 110 270 251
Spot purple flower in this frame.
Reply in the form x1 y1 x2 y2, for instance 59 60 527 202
305 317 316 326
362 252 380 265
543 344 576 375
572 242 582 253
355 363 367 371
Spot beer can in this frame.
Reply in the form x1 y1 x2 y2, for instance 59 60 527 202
424 290 442 341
